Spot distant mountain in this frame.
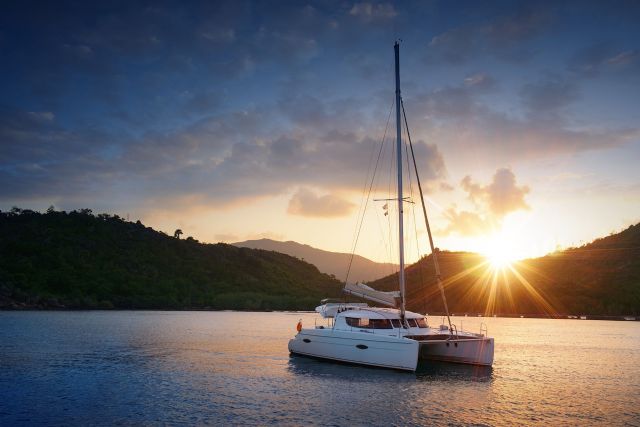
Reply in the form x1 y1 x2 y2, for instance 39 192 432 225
0 209 342 310
233 239 397 282
370 224 640 316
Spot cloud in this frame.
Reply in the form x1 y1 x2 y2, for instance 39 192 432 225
463 73 495 89
441 168 529 236
427 8 551 65
439 181 454 192
349 3 397 22
605 50 639 65
27 111 55 122
287 188 355 218
569 42 640 77
462 168 530 216
0 91 447 209
199 28 236 44
405 78 638 163
520 76 579 114
441 207 494 237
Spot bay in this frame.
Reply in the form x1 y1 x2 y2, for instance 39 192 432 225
1 311 639 426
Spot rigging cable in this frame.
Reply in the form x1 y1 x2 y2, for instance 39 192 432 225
344 99 395 286
402 112 429 315
387 117 396 267
401 98 453 333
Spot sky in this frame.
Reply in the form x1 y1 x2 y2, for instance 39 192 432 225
1 0 639 264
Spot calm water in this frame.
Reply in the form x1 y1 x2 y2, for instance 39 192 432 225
1 311 639 426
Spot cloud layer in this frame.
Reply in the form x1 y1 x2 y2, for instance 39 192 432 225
287 188 355 217
0 0 638 235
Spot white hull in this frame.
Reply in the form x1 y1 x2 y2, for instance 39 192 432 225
417 338 494 366
288 329 419 371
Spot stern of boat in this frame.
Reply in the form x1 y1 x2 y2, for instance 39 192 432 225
417 337 494 366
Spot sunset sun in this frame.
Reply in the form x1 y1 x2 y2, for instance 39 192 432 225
486 246 516 269
482 237 520 269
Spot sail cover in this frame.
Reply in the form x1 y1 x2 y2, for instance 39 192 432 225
343 283 400 307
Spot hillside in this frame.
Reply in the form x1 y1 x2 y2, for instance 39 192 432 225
233 239 397 282
369 224 640 316
0 208 342 310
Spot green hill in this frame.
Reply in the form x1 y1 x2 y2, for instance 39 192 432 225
369 224 640 316
0 208 342 310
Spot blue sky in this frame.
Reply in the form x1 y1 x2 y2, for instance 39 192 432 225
1 0 639 261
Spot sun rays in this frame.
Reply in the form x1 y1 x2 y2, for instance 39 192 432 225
408 251 559 318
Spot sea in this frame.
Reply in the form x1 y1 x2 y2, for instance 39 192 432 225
1 311 639 426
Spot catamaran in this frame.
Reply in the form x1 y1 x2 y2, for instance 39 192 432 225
288 42 494 371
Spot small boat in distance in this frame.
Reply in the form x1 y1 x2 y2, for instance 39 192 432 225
288 42 494 371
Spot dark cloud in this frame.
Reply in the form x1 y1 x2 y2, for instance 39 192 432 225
0 88 447 208
568 42 640 77
287 188 355 217
349 2 398 22
405 77 637 162
1 0 638 218
427 8 552 65
463 73 496 90
520 75 579 120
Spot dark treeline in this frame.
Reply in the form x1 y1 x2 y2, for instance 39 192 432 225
371 224 640 316
0 207 343 310
1 207 638 315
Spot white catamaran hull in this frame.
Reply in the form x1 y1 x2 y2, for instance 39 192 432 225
288 329 420 371
417 338 494 366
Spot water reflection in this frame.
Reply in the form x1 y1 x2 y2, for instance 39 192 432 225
415 360 493 382
288 353 493 383
287 354 412 381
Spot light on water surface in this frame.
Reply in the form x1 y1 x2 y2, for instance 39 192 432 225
1 311 639 426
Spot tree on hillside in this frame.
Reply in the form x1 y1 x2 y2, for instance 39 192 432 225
174 229 183 239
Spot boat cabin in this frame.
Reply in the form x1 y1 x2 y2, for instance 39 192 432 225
332 307 429 334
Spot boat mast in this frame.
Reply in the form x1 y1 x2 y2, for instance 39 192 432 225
394 41 406 323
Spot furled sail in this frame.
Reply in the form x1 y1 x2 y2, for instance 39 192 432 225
343 282 400 307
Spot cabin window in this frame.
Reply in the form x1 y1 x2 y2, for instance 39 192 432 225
407 319 418 327
369 319 393 329
416 318 428 328
345 317 369 328
346 317 360 327
391 319 401 328
345 317 392 329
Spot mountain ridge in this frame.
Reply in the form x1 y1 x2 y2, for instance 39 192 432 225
233 238 397 282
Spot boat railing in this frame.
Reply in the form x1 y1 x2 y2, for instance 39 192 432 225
479 322 487 337
315 317 333 329
449 324 459 341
